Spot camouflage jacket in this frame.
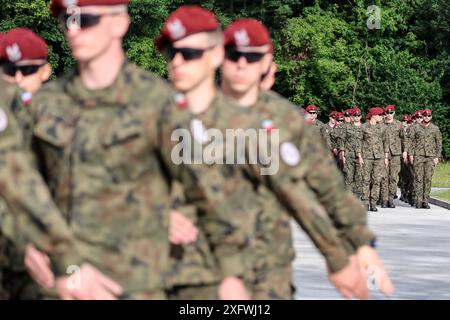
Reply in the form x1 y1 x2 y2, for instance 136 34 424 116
320 123 334 150
409 123 442 158
383 119 404 157
357 122 389 159
339 123 363 158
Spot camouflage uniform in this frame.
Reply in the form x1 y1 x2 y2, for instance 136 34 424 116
339 123 363 197
409 123 442 206
357 122 389 207
320 123 334 152
401 125 415 204
160 89 375 299
0 77 17 299
382 119 405 206
377 121 389 205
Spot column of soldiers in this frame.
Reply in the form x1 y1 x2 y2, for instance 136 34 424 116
309 104 443 212
0 0 397 300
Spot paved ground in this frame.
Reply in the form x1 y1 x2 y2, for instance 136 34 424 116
292 198 450 300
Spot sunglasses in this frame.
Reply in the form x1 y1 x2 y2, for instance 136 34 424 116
337 119 344 122
59 12 123 31
354 113 361 116
385 111 395 115
163 44 215 61
307 111 317 114
423 113 432 117
2 62 45 76
225 46 265 63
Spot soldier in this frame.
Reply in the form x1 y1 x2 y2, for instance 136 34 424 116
0 27 53 299
305 104 325 134
357 107 389 212
381 105 404 208
409 109 442 209
330 111 345 170
339 107 363 197
157 12 393 299
399 114 410 202
21 0 248 300
405 110 424 206
320 111 336 151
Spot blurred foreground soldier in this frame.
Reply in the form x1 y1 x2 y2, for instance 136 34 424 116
409 109 442 209
0 32 20 300
357 107 389 212
19 0 185 300
158 12 393 299
0 27 52 299
380 105 404 208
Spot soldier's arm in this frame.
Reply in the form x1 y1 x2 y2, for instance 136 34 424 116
0 108 83 276
435 126 443 159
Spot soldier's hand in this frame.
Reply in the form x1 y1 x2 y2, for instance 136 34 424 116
169 210 199 244
384 158 389 167
409 155 414 164
24 244 55 289
218 276 250 300
56 263 123 300
356 245 395 297
328 255 369 300
260 61 277 91
402 152 408 164
342 156 346 165
358 157 364 167
433 158 439 166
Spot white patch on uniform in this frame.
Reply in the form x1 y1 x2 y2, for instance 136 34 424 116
167 19 186 40
21 92 33 103
190 118 209 144
0 108 9 132
6 44 22 63
280 142 300 166
234 29 250 46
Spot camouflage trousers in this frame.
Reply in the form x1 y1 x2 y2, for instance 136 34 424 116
361 158 384 205
400 162 414 200
252 265 294 300
413 156 436 204
381 156 401 202
343 157 363 197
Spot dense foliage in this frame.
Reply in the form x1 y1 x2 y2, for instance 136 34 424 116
1 0 449 158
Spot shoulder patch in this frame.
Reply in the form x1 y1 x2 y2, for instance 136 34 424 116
280 142 301 166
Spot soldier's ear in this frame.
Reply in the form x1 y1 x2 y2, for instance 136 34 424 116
210 44 224 69
111 14 131 39
40 63 52 82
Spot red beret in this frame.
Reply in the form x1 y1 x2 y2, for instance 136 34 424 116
343 108 353 116
352 107 362 114
305 104 317 112
385 105 395 112
0 28 48 63
422 109 432 115
224 18 273 53
335 112 344 120
368 107 384 117
400 114 409 121
51 0 129 17
329 111 337 118
156 5 219 51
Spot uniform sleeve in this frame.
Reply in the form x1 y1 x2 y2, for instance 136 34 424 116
0 108 83 276
435 126 443 158
409 127 416 156
382 126 389 154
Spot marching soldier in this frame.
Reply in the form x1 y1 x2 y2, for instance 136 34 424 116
409 109 442 209
357 107 389 212
381 105 404 208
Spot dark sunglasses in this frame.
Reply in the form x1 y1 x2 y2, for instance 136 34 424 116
163 44 215 61
308 111 317 114
385 111 395 115
58 12 122 31
416 116 423 119
337 119 344 122
225 46 265 63
423 113 432 117
354 113 361 116
344 113 351 117
2 62 45 76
